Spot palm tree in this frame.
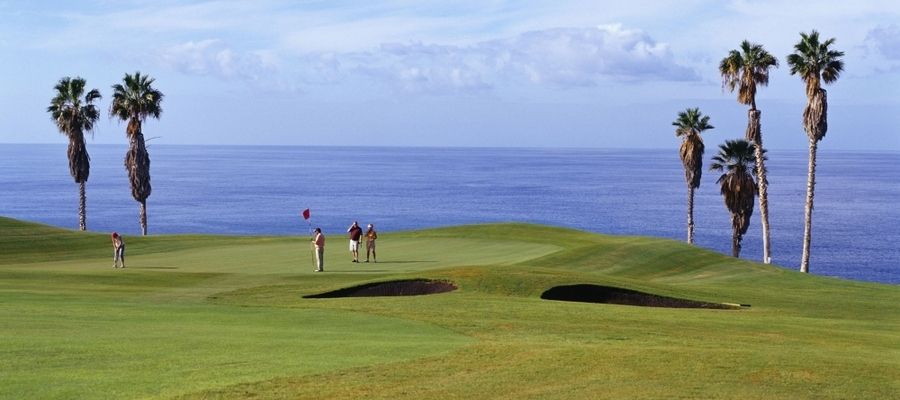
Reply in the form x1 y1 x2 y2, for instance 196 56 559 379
720 40 778 264
672 108 714 244
786 31 844 273
710 139 759 258
110 72 163 236
47 77 102 231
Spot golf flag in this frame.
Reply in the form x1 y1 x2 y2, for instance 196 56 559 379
302 208 310 220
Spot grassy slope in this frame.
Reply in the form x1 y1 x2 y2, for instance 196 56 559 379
0 217 897 399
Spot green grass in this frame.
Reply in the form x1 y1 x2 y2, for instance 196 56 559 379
0 216 898 399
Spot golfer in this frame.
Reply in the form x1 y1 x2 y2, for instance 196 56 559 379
111 232 126 268
312 227 325 272
365 224 377 263
347 221 363 263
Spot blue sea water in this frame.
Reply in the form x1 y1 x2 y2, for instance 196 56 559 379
1 144 898 284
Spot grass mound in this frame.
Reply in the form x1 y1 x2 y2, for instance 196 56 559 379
540 284 740 309
304 279 457 298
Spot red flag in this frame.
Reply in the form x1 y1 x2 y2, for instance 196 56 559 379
302 209 310 220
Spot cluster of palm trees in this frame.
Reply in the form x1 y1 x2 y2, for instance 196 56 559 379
674 30 844 273
48 72 163 236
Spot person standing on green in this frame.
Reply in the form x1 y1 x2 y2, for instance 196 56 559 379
347 221 363 263
312 227 325 272
365 224 378 263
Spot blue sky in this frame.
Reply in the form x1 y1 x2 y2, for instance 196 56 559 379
2 0 899 150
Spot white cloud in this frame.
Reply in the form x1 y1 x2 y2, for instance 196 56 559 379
162 24 698 94
850 24 900 75
356 42 493 94
865 24 900 60
156 39 278 83
489 24 698 86
291 25 699 94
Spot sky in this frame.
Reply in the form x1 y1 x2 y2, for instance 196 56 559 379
1 0 899 150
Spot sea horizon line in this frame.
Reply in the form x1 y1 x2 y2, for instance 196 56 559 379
2 142 898 154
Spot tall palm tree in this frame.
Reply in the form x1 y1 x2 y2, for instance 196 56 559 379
672 108 714 244
710 139 759 258
47 77 102 231
786 31 844 273
720 40 778 264
110 72 163 236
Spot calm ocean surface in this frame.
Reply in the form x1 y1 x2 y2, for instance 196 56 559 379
1 144 897 284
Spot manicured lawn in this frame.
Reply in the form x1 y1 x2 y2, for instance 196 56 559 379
0 217 897 399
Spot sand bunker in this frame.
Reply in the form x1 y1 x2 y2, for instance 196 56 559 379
304 279 457 298
540 284 740 309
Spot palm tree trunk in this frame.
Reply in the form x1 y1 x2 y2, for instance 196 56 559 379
125 120 152 236
68 134 90 232
140 200 148 236
757 172 771 263
78 181 86 231
800 137 817 273
747 110 771 263
732 226 741 258
687 185 695 244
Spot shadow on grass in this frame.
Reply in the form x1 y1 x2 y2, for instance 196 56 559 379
370 260 438 264
304 279 457 298
322 270 392 273
541 284 743 309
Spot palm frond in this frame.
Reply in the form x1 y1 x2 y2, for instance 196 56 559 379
711 139 758 255
720 40 777 108
719 50 743 93
787 30 844 97
672 108 714 136
47 76 102 138
674 108 714 188
109 71 164 130
710 139 757 186
47 76 102 185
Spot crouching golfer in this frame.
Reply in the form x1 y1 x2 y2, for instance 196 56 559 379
312 227 325 272
111 232 126 268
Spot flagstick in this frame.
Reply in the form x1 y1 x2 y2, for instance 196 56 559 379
307 219 315 270
301 209 315 271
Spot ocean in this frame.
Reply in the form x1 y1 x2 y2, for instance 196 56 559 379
1 144 897 284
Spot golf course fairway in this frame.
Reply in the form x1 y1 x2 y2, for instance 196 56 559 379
1 216 898 399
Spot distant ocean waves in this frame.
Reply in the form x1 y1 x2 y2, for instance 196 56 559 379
1 144 898 284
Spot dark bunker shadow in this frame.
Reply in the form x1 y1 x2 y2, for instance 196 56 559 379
541 284 741 309
304 279 457 298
